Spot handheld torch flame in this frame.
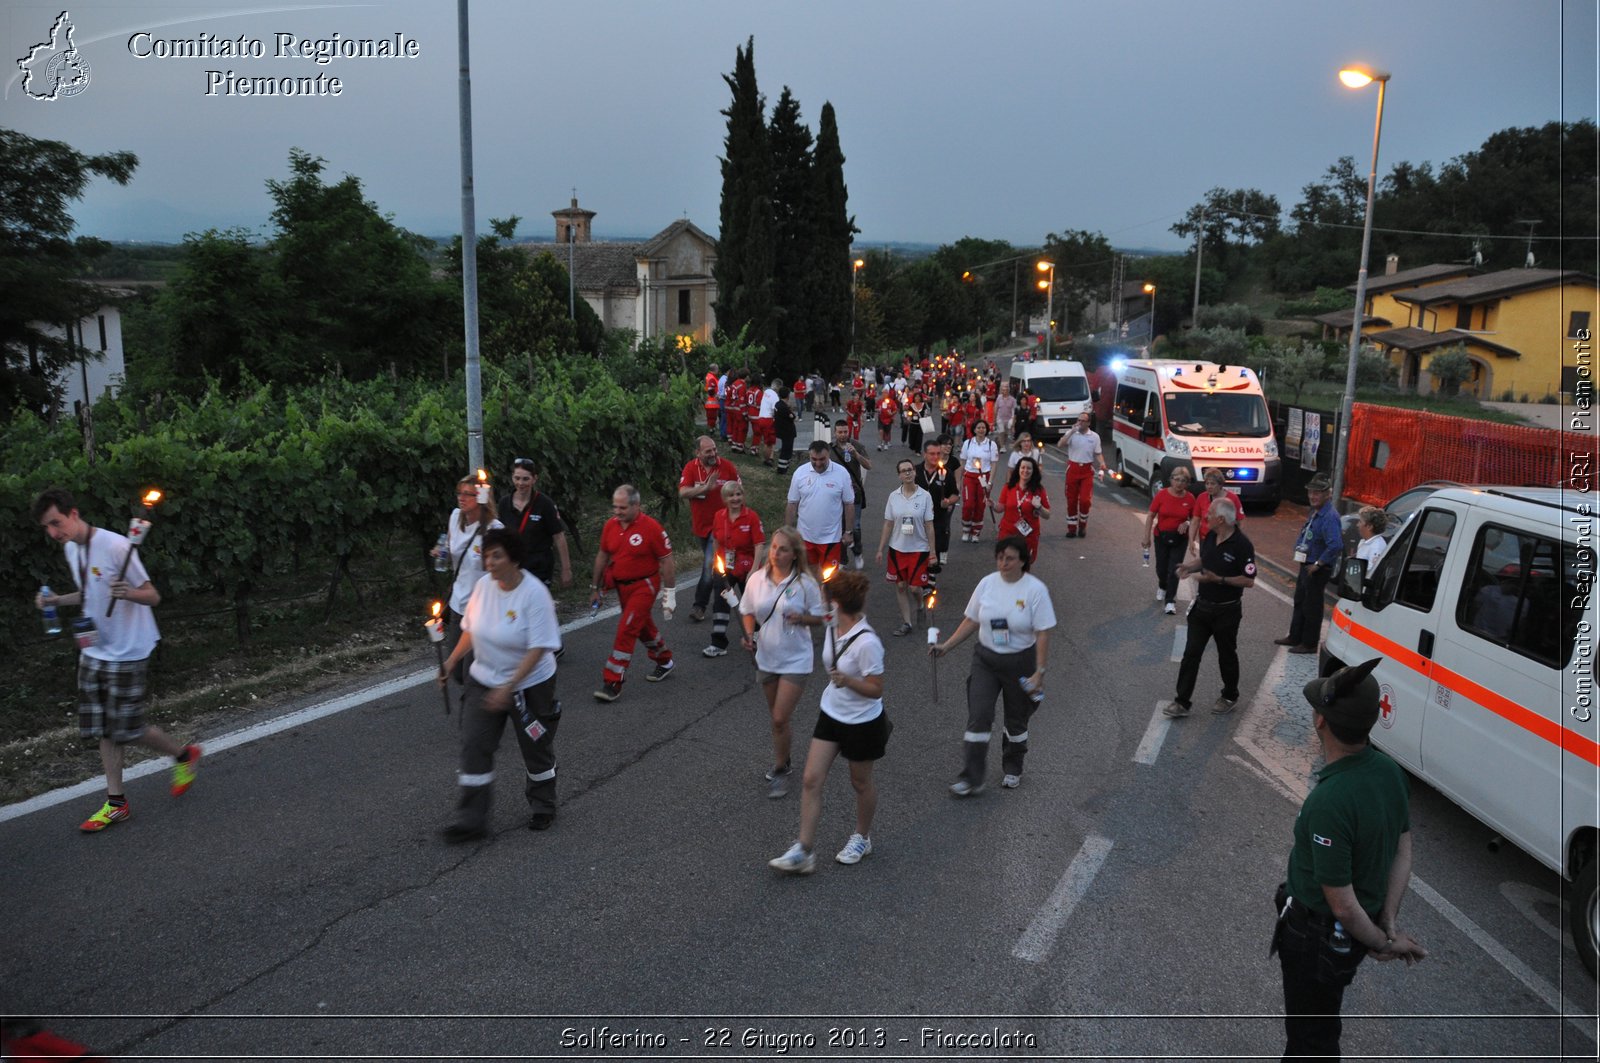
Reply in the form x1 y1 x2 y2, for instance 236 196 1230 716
821 563 838 583
430 600 443 619
714 553 726 576
141 489 164 508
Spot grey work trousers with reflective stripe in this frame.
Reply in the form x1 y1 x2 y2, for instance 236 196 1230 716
960 643 1038 783
453 673 560 828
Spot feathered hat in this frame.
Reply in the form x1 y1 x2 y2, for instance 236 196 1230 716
1303 657 1383 732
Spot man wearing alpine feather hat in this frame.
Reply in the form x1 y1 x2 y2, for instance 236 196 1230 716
1270 657 1428 1061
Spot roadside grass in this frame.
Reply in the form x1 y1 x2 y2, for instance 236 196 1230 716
1288 380 1532 425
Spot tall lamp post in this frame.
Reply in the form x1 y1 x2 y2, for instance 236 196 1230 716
1142 283 1157 349
1331 63 1390 508
850 256 865 362
1036 260 1055 359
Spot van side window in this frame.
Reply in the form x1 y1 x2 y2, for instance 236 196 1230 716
1114 383 1148 423
1457 525 1579 668
1393 508 1456 612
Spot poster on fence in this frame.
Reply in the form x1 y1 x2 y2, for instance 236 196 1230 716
1302 412 1322 471
1285 409 1304 461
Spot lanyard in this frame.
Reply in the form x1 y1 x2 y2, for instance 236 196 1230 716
77 526 96 594
516 493 540 535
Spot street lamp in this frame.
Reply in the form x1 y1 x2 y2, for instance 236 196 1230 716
1036 260 1055 359
851 256 865 362
1142 283 1156 348
1331 63 1390 509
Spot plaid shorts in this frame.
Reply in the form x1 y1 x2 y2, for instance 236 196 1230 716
77 656 150 743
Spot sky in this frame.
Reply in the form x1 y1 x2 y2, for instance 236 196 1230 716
3 0 1594 253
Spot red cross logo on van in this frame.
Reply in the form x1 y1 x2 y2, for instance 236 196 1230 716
1378 684 1395 729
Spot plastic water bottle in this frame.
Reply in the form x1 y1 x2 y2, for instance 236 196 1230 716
433 534 450 573
1142 548 1151 567
40 585 62 636
1329 921 1352 955
1020 674 1045 705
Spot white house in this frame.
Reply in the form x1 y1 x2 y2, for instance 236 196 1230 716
38 299 127 413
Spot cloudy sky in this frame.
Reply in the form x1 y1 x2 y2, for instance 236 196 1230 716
3 0 1592 251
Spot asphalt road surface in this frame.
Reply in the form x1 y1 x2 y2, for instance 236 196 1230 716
5 387 1597 1061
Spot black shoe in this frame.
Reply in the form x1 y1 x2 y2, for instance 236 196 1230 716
1272 637 1298 647
441 822 487 843
528 812 555 831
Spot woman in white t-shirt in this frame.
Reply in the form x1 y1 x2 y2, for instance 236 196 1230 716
739 526 828 798
437 528 563 840
435 474 504 680
958 421 999 542
875 458 935 637
769 569 889 874
930 535 1057 795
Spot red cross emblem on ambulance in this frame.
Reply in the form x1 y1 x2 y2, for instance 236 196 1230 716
1378 684 1395 729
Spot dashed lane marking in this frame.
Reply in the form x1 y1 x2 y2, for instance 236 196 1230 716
1133 702 1173 765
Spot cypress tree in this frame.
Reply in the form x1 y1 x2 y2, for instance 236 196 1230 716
714 38 776 362
804 102 855 377
768 87 814 380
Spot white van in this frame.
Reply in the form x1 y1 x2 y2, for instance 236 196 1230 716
1110 359 1281 505
1009 358 1092 443
1327 486 1598 974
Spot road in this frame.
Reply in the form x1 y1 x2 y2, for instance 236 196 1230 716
5 362 1596 1061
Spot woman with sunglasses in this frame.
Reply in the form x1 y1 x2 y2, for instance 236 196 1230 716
434 474 503 676
498 458 572 588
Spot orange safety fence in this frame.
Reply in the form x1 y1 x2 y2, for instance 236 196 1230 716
1343 402 1589 505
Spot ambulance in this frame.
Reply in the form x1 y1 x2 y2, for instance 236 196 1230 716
1109 360 1281 505
1008 358 1093 443
1326 485 1599 975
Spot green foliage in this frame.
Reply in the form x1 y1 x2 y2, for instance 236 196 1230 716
0 128 139 418
1157 326 1252 366
2 366 698 633
715 37 777 358
1426 347 1473 397
802 102 855 378
1258 339 1328 403
1277 286 1353 317
1193 303 1260 334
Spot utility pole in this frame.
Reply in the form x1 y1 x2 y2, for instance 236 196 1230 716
456 0 484 473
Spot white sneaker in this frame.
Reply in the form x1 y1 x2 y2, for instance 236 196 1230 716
852 554 864 570
949 778 984 797
1002 773 1021 789
1155 588 1165 601
701 644 728 657
769 842 815 874
836 833 872 864
1164 602 1177 615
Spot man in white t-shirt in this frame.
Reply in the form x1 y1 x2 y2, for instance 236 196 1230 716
1060 413 1110 539
785 441 855 573
33 488 201 833
755 380 781 468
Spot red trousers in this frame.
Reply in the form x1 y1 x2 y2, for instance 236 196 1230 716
961 471 989 536
1065 462 1096 525
727 409 747 447
602 576 672 686
704 403 719 431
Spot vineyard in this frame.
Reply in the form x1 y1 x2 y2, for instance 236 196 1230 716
1 360 699 760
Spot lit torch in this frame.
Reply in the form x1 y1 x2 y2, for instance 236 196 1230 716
425 600 452 714
475 468 491 505
107 487 163 618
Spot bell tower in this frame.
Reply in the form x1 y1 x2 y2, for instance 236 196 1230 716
552 195 595 244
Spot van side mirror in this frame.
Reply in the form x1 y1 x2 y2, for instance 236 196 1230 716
1141 417 1159 436
1091 387 1102 403
1338 557 1366 601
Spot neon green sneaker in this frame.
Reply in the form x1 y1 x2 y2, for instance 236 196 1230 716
79 800 130 832
171 745 202 796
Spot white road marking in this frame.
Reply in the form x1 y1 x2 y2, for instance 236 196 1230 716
1012 833 1115 963
0 605 623 823
1170 625 1187 662
1133 702 1173 765
1253 574 1293 606
1224 752 1300 803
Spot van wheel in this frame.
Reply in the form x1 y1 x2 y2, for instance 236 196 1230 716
1575 857 1599 979
1149 468 1164 499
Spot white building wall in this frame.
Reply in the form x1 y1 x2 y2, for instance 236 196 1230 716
47 305 125 409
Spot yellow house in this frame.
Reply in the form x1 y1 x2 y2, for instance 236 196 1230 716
1364 266 1596 399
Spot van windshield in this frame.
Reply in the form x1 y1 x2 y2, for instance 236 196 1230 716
1162 392 1271 436
1029 375 1089 402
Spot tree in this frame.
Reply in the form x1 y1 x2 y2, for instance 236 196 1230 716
266 149 452 382
1040 229 1115 333
1260 340 1326 403
1171 188 1282 255
0 128 137 418
143 228 286 392
713 37 776 362
768 86 814 378
801 102 855 377
1427 347 1473 397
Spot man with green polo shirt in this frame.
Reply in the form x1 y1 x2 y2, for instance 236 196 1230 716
1272 657 1427 1062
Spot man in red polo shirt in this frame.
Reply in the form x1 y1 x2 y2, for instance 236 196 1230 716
591 485 676 702
678 435 740 623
